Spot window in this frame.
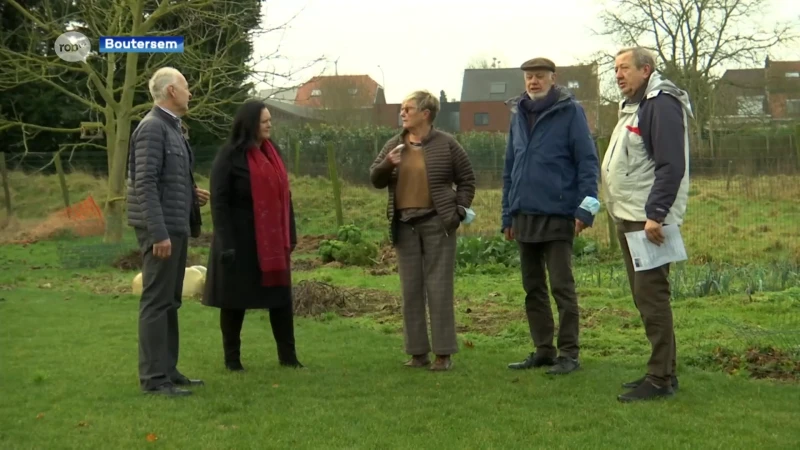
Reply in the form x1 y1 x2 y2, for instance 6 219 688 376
785 72 799 78
736 95 764 116
348 88 358 95
311 89 321 97
474 112 489 126
787 99 800 115
567 80 580 89
489 82 506 94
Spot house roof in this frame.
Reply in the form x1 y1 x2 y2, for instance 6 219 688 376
261 98 322 121
295 75 382 108
257 87 298 103
460 64 599 102
719 68 765 92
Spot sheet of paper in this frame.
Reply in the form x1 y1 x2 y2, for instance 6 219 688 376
624 224 688 272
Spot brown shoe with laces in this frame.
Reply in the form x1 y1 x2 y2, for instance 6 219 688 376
430 355 453 371
404 354 430 367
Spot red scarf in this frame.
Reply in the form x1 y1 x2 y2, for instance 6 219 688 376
246 139 291 286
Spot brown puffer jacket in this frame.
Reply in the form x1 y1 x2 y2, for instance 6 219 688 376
369 129 476 245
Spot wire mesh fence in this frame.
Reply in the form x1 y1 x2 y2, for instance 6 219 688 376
1 134 798 364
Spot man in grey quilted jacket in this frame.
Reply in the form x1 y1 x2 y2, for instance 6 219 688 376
126 67 210 396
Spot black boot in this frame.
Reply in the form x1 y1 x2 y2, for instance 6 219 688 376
508 352 555 370
618 379 675 403
220 309 246 371
622 375 679 391
271 305 303 368
546 356 580 375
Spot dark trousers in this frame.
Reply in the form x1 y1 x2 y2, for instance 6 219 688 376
395 215 459 356
518 240 580 359
219 306 298 364
135 229 188 390
616 220 676 386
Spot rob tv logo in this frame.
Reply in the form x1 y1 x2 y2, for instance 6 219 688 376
54 31 184 62
54 31 91 62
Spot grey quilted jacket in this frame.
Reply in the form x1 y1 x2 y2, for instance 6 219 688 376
126 106 196 242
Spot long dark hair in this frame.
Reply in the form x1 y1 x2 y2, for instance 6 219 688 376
220 99 268 155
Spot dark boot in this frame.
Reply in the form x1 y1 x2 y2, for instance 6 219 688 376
220 309 245 371
546 356 580 375
270 305 303 368
622 375 679 391
618 379 675 403
508 352 555 370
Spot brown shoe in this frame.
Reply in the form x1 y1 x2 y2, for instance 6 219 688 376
404 354 430 367
430 355 453 371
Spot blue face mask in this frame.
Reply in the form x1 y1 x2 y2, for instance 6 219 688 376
462 207 476 224
579 197 601 215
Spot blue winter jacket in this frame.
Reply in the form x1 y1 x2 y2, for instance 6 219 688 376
501 87 600 230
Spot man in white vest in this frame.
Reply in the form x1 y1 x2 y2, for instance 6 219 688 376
602 47 693 402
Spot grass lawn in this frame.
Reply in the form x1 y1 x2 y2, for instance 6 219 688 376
2 285 800 449
1 171 799 448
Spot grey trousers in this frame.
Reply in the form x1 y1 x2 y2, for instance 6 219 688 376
395 215 459 356
135 228 188 390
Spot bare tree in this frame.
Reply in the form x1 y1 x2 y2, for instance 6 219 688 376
0 0 323 242
593 0 798 151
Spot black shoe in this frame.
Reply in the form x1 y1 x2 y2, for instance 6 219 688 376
508 353 555 370
280 360 304 368
143 383 192 397
618 379 675 403
172 375 205 387
622 375 679 391
546 356 580 375
225 360 245 372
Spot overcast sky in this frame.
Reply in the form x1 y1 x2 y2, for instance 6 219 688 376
252 0 800 103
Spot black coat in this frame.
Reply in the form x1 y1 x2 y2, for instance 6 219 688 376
201 141 297 310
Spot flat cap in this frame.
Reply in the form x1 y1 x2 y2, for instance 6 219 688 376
520 57 556 72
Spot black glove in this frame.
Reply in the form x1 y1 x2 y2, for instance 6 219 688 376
221 249 235 265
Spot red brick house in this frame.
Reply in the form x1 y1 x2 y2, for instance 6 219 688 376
295 75 386 109
713 58 800 123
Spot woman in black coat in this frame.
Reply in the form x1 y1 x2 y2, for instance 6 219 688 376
202 100 302 371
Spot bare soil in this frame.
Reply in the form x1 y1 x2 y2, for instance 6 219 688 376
295 234 335 253
709 346 800 381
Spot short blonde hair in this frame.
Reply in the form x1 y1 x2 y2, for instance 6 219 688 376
149 67 183 102
403 90 439 123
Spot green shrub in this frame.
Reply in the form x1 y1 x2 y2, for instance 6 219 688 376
319 225 378 266
455 234 600 274
456 235 519 269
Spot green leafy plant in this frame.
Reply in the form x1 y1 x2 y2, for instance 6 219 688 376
318 225 377 266
456 235 519 269
336 224 362 244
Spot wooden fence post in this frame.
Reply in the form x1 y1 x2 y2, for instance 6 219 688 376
326 142 344 227
595 137 618 253
53 150 71 214
293 138 301 177
0 152 11 219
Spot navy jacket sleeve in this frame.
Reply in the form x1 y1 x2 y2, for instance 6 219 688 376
639 93 686 223
501 122 515 231
569 103 600 227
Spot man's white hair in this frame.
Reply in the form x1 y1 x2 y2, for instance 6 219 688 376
149 67 183 102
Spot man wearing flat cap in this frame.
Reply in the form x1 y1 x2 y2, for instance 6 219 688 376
503 57 600 375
